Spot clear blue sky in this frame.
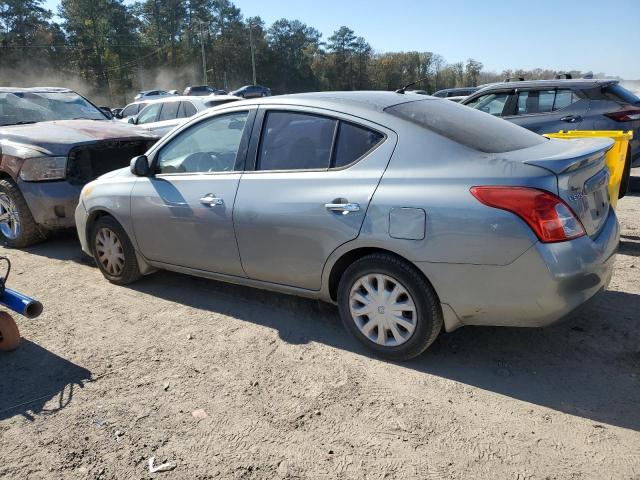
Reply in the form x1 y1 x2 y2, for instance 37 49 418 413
43 0 640 79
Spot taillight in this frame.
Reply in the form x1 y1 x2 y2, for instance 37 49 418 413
604 108 640 122
470 186 585 243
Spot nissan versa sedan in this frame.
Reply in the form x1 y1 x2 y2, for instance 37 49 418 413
75 92 619 360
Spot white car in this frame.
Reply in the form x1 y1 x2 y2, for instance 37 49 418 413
133 90 176 102
127 95 241 137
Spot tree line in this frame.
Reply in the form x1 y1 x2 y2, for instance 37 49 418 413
0 0 598 105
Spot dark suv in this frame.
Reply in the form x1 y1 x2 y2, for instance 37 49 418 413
461 79 640 196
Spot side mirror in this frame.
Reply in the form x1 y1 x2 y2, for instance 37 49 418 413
99 107 113 119
130 155 150 176
128 116 137 124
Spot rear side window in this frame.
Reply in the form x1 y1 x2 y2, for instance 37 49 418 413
179 101 197 118
386 99 545 153
158 101 179 121
334 122 384 168
516 89 579 114
258 112 337 170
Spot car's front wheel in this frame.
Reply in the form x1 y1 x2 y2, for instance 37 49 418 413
91 215 142 285
0 178 46 248
337 253 443 360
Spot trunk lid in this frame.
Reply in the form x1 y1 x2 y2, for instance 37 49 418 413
501 137 614 237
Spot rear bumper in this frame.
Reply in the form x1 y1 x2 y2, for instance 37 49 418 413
19 179 81 229
417 208 619 329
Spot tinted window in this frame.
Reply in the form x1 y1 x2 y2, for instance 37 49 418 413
333 122 384 168
603 84 640 104
121 104 139 117
553 90 580 110
179 101 197 118
386 99 545 153
258 112 337 170
137 103 162 124
516 90 579 115
465 92 510 116
158 101 180 121
157 111 249 174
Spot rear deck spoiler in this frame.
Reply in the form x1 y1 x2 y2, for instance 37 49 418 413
523 137 613 174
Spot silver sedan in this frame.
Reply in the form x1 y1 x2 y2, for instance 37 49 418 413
75 92 619 360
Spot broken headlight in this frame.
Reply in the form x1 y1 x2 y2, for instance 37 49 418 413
19 156 67 181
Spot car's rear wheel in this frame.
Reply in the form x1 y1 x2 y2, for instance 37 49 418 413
0 178 45 248
0 312 20 351
337 253 443 360
91 216 142 285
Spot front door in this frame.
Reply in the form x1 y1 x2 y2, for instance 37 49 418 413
233 107 396 290
131 109 253 276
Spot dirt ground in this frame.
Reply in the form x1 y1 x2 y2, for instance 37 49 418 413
1 173 639 480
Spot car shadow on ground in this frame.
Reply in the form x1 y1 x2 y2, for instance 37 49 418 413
127 270 640 431
0 340 92 421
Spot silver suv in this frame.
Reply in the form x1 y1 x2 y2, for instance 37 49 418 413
76 92 619 360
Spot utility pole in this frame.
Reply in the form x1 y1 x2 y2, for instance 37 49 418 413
249 22 256 85
199 22 207 85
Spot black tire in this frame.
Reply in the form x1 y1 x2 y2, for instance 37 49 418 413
0 178 45 248
337 253 443 361
619 147 632 200
90 215 142 285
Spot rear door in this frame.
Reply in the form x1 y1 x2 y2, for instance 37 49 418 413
233 106 395 290
505 89 589 133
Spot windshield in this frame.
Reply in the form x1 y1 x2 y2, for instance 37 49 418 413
0 91 106 126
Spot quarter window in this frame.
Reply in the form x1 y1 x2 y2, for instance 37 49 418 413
333 122 384 168
258 112 337 170
156 111 249 174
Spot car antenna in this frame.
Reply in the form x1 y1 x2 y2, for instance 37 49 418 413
395 77 429 94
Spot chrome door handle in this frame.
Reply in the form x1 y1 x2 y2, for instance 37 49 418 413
200 194 224 206
325 202 361 214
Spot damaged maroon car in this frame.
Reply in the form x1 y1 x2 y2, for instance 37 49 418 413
0 87 158 247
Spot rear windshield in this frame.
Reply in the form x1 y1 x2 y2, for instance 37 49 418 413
385 99 546 153
603 84 640 104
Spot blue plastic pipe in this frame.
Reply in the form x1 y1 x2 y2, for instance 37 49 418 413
0 288 43 319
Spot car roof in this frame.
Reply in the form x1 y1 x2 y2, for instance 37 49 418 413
475 78 618 93
145 94 239 105
236 91 425 113
0 87 74 94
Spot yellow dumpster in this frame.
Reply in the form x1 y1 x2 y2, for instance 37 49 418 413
543 130 633 208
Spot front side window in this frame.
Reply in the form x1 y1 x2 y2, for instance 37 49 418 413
137 103 162 124
465 92 510 116
121 104 139 117
257 112 337 170
156 111 249 174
